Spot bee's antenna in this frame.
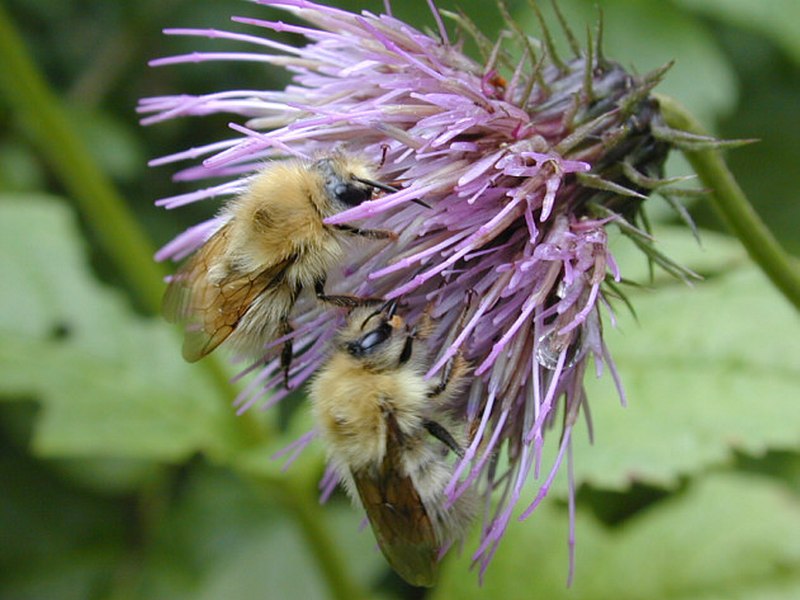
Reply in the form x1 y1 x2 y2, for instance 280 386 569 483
410 197 433 209
354 177 397 194
354 177 432 209
360 298 396 330
384 298 399 319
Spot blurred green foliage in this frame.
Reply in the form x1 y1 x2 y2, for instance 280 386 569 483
1 1 798 599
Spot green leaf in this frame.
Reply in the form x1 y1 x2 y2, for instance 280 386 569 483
435 473 800 599
572 260 800 491
737 450 800 497
675 0 800 65
0 450 127 600
517 0 739 124
235 402 321 483
46 455 163 496
138 465 385 600
608 224 749 284
0 195 237 462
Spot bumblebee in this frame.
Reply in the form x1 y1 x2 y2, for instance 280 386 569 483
163 153 396 382
310 302 476 586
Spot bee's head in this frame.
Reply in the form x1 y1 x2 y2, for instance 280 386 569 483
314 154 396 212
341 301 414 369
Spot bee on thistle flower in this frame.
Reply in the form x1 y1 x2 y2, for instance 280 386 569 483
141 0 710 582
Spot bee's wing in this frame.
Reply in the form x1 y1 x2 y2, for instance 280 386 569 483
163 224 291 362
352 414 440 587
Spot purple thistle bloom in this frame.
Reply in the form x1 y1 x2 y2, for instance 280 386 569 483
141 0 694 581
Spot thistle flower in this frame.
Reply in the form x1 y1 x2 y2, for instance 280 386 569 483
140 0 698 581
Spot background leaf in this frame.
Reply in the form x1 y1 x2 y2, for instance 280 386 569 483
435 473 800 599
572 251 800 490
0 195 236 463
675 0 800 66
0 447 128 600
138 465 387 600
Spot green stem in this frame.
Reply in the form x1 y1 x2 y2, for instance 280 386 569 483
264 475 369 600
0 5 267 442
656 94 800 311
0 3 165 314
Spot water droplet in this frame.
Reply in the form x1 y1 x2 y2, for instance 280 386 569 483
535 329 582 371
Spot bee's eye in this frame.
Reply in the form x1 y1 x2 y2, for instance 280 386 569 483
347 322 391 357
334 182 372 207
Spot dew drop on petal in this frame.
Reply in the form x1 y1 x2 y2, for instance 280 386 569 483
535 329 582 371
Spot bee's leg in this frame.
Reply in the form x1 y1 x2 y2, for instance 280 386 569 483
398 336 414 365
279 317 294 390
426 360 452 399
408 305 435 342
314 276 383 307
333 224 397 240
278 285 301 390
426 288 474 397
378 143 389 169
426 352 469 399
423 420 464 458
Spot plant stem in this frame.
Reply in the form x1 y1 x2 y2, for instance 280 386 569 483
269 475 369 600
0 4 267 441
656 94 800 311
0 4 165 313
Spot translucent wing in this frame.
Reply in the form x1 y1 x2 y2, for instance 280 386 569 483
352 413 440 587
162 224 291 362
